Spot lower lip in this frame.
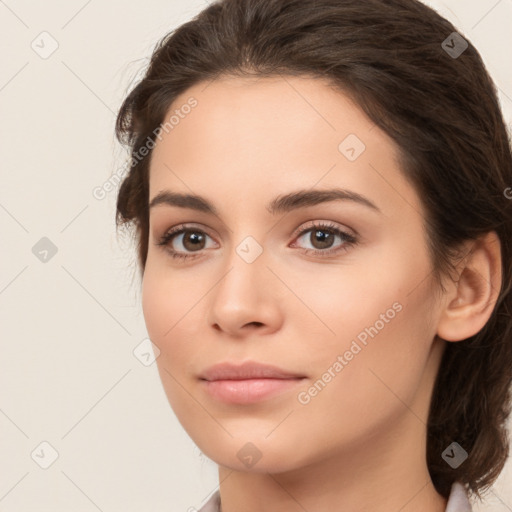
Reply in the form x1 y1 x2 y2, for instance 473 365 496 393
201 378 305 404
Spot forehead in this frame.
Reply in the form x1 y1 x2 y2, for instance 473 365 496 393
148 75 422 219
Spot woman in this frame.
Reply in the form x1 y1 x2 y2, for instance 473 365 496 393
114 0 512 510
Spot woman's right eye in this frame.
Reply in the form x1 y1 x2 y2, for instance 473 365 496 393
156 226 216 260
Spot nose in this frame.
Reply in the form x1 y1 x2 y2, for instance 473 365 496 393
207 249 284 339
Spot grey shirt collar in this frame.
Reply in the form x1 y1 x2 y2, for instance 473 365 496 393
197 481 473 512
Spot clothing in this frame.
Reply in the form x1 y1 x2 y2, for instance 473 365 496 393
197 481 472 512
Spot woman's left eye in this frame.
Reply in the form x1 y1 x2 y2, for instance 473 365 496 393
156 221 358 261
291 222 358 256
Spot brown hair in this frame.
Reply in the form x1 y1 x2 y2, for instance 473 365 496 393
115 0 512 500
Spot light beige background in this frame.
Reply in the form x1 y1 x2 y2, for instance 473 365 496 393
0 0 511 510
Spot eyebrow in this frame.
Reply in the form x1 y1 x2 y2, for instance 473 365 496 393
148 188 382 215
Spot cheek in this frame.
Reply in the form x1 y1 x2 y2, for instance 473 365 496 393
141 266 197 368
141 267 202 418
284 287 437 464
290 241 437 402
277 257 425 359
141 264 231 448
142 268 174 342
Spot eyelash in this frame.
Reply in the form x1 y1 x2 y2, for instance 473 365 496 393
156 221 358 261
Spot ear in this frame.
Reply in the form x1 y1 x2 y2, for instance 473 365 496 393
436 231 502 342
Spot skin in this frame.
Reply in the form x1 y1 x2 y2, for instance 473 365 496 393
142 75 502 512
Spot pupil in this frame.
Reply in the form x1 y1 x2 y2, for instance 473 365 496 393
314 230 332 248
185 231 204 250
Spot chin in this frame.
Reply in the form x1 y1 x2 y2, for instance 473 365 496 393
194 435 308 475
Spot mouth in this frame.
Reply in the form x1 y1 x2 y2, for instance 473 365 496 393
198 361 307 404
201 378 306 404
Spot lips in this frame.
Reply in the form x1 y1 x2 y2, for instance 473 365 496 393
199 361 306 404
199 361 306 381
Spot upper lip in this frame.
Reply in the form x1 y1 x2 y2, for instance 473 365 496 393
199 361 306 381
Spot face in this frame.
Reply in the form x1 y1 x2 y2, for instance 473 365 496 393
142 75 446 473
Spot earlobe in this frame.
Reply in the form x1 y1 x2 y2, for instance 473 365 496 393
436 231 502 342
